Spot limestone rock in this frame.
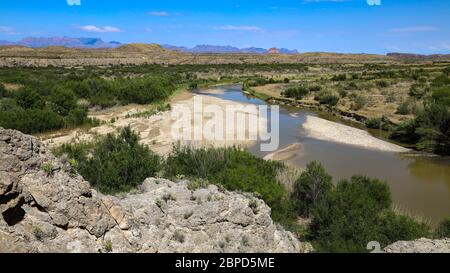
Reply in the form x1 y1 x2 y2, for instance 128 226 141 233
384 238 450 253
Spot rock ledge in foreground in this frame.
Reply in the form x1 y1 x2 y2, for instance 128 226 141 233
0 127 311 253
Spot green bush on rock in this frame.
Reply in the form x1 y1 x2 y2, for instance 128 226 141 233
55 126 161 194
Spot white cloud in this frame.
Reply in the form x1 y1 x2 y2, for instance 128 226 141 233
147 11 169 16
218 25 263 32
0 26 19 35
80 25 121 33
391 26 438 33
67 0 81 6
429 43 450 51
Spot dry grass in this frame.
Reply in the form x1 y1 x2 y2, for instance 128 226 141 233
276 166 303 193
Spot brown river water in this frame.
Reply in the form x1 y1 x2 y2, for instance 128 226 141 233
199 85 450 225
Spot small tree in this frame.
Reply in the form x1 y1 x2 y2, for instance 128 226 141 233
49 87 77 116
15 87 45 109
292 161 333 217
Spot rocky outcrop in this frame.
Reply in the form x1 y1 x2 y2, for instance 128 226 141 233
384 238 450 253
0 128 311 253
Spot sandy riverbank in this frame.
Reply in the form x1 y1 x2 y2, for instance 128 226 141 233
42 91 266 156
302 115 410 153
264 143 302 162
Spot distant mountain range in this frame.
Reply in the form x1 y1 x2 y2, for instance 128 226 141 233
0 37 122 48
161 44 299 54
0 37 299 54
1 38 448 58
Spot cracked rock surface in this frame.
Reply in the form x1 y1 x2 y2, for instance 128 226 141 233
0 128 312 253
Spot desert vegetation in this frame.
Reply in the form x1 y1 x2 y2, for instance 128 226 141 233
0 64 306 135
293 162 431 252
0 67 180 133
2 62 449 252
54 127 449 253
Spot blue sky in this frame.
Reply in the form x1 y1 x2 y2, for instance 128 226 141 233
0 0 449 54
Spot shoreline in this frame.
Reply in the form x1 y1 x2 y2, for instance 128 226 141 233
301 115 410 153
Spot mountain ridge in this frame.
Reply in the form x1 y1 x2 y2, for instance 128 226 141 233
0 37 121 49
161 44 299 54
0 37 300 54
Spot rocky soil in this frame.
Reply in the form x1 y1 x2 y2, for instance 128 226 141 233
0 127 311 253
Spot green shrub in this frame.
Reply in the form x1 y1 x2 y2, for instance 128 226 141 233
378 210 431 244
338 89 348 98
414 104 450 154
391 102 450 155
49 87 77 116
15 87 45 109
65 107 97 128
409 83 429 99
435 218 450 238
282 85 309 100
57 127 161 194
308 84 322 92
351 95 367 111
244 77 269 88
292 161 333 217
188 81 198 90
0 107 64 134
396 99 419 115
431 86 450 107
116 75 176 105
390 119 420 145
376 80 389 88
331 74 347 81
365 117 391 130
310 175 429 253
431 74 450 88
315 90 340 106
